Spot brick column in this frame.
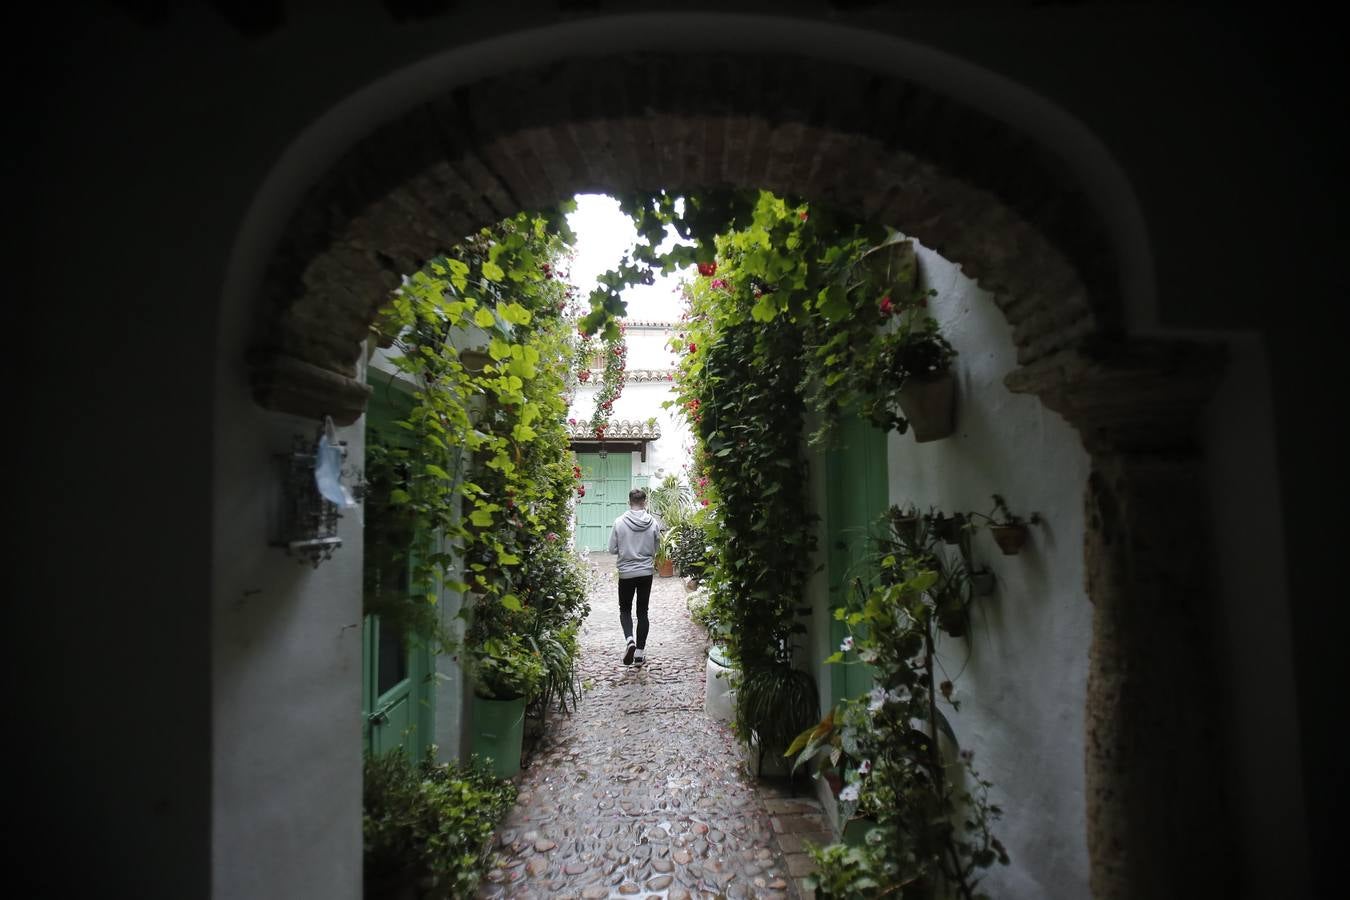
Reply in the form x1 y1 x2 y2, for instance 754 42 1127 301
1008 338 1235 898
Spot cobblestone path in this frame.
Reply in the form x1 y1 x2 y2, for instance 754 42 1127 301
478 555 828 899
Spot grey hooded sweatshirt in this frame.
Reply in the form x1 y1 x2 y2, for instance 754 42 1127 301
609 508 663 578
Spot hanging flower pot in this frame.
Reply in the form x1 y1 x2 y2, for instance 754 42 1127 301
934 513 967 545
897 370 956 442
990 524 1029 555
970 568 997 596
888 507 920 542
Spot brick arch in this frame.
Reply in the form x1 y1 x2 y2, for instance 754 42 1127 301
250 53 1119 423
245 48 1230 899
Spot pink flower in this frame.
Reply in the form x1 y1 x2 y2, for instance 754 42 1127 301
568 418 576 425
799 210 809 221
879 296 893 315
545 532 558 542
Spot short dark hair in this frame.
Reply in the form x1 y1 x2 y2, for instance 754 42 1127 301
629 488 647 505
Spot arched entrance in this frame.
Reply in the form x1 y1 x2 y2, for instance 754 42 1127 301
222 18 1233 899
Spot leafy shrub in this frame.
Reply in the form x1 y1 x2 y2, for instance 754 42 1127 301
472 633 545 700
363 749 517 899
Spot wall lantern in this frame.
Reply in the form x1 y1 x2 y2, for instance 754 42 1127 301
271 417 365 568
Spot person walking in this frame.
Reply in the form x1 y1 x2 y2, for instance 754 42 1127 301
608 487 663 665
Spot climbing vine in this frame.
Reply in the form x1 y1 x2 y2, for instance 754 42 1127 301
581 321 628 439
368 208 580 645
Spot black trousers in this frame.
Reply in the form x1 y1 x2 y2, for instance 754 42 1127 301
617 575 653 649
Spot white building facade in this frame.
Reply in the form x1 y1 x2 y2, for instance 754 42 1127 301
567 319 693 549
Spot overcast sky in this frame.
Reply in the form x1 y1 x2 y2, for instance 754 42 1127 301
565 193 690 322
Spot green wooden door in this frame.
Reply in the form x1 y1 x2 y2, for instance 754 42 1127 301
825 414 889 708
575 452 633 551
363 377 436 762
363 615 433 757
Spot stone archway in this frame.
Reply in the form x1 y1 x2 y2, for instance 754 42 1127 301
244 48 1230 898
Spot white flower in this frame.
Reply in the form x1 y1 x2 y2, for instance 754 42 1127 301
839 783 860 802
840 636 854 652
886 688 905 704
858 759 872 776
867 686 888 712
858 648 878 664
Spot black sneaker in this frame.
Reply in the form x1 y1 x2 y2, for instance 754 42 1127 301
623 639 636 665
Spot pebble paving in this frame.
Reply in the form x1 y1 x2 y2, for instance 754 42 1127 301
477 555 826 900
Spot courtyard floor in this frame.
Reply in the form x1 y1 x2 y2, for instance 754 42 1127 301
477 554 833 899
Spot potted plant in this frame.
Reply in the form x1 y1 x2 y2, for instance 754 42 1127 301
886 503 921 543
979 493 1041 556
655 528 677 578
879 306 959 443
470 634 545 778
931 510 968 545
735 661 820 778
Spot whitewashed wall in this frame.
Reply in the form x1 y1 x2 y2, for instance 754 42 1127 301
885 242 1093 897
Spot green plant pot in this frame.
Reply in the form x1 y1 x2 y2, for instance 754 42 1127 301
471 694 525 779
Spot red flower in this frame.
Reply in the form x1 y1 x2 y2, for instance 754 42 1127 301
579 370 590 382
799 210 809 221
696 261 717 277
688 343 697 354
577 485 586 498
701 499 709 506
879 296 894 315
573 465 581 478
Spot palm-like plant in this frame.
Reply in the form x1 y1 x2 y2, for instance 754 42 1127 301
646 474 693 530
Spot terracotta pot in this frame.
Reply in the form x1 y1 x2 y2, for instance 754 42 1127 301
657 558 675 578
891 514 919 542
896 371 956 442
991 524 1028 555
